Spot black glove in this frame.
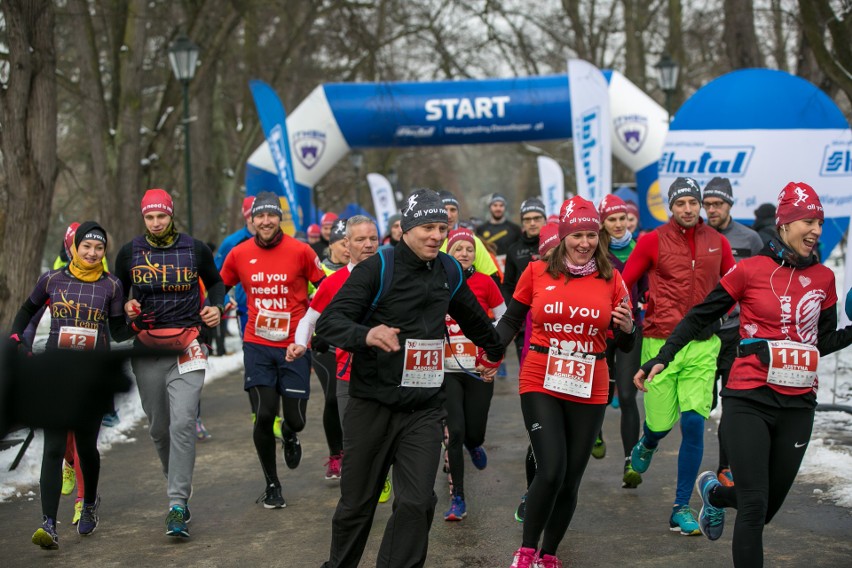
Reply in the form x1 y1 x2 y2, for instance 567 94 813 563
130 311 156 333
311 335 330 354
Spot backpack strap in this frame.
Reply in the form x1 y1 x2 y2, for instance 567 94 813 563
437 252 463 300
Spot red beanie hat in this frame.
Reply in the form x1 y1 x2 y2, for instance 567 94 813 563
141 189 174 216
447 228 475 252
321 212 338 226
538 223 560 257
307 223 321 237
775 182 824 227
625 200 639 218
242 197 255 219
64 222 80 258
559 196 601 240
547 214 560 224
598 194 628 222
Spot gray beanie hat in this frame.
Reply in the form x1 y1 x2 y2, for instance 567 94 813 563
667 177 701 209
702 177 734 206
401 189 449 232
251 191 283 218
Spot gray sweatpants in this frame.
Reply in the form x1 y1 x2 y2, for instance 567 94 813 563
132 349 205 508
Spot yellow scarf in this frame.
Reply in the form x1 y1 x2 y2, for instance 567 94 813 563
67 244 104 282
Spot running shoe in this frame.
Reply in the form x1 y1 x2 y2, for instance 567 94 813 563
282 432 302 469
72 499 83 525
273 415 283 440
467 445 488 470
61 462 76 495
510 546 538 568
591 436 606 459
325 454 342 480
165 505 190 538
256 483 286 509
630 437 657 474
535 554 563 568
622 460 643 489
77 494 100 535
669 505 701 536
611 394 620 409
444 494 467 521
32 516 59 550
102 410 120 427
379 476 392 504
514 493 527 523
195 418 211 440
717 467 734 487
696 471 726 540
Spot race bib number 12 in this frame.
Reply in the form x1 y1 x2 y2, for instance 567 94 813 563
177 340 208 374
58 326 98 351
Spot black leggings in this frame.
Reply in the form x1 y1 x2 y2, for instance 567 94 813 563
709 396 814 568
521 393 606 556
313 350 343 456
442 372 494 498
250 386 308 486
604 333 642 457
41 419 101 518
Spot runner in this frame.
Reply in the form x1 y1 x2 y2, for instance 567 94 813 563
621 177 735 536
438 190 500 281
476 193 522 273
307 223 321 245
381 213 402 248
595 194 646 488
214 196 255 335
219 192 325 508
442 228 507 522
316 189 503 568
114 189 225 538
495 196 636 567
311 212 338 261
11 222 129 548
635 182 852 567
701 177 763 487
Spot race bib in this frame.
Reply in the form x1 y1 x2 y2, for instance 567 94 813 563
766 340 818 388
444 334 476 371
401 338 444 388
177 340 208 374
255 308 291 342
57 326 98 351
543 348 596 398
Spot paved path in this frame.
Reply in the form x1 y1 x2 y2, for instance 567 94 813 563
1 355 850 567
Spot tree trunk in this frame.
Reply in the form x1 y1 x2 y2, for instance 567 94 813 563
622 0 648 88
0 1 58 327
723 0 764 69
667 0 685 110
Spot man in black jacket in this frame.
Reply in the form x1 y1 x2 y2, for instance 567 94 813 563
316 188 504 568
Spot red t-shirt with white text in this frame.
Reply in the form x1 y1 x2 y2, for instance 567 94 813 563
310 265 354 381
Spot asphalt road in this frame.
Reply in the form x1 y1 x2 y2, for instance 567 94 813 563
1 355 850 567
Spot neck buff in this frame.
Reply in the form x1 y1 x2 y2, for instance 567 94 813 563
145 221 178 248
255 228 284 249
767 236 817 270
565 257 598 277
68 244 104 283
609 231 633 250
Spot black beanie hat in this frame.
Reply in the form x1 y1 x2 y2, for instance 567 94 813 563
329 217 348 244
438 190 459 208
667 177 702 209
75 221 108 249
754 203 776 220
251 191 283 218
702 177 734 206
520 198 547 217
401 189 449 232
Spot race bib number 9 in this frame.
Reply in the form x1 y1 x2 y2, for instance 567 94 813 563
178 339 208 374
255 308 291 342
543 348 596 398
444 334 476 371
401 338 444 388
766 340 818 388
58 326 98 351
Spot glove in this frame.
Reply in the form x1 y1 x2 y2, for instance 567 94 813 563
846 287 852 321
130 311 156 333
311 335 330 354
475 347 501 370
9 333 31 354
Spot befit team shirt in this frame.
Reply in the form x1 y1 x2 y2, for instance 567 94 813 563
513 261 631 404
310 265 354 382
220 234 324 348
720 255 837 396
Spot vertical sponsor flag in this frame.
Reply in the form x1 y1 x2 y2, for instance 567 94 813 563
568 59 612 204
843 225 852 327
366 173 398 237
249 79 301 232
537 156 565 217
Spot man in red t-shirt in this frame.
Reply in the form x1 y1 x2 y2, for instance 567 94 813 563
219 192 325 509
621 177 736 535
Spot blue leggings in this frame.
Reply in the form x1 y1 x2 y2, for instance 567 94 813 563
642 409 704 506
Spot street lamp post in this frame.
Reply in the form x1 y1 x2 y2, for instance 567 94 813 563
654 53 680 120
168 35 200 234
349 151 364 211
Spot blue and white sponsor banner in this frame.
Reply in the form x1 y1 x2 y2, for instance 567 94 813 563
248 80 301 232
843 227 851 327
659 69 852 259
568 59 611 204
537 156 564 217
366 173 398 236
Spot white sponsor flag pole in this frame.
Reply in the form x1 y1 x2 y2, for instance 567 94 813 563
367 173 397 237
568 59 612 204
537 156 565 217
